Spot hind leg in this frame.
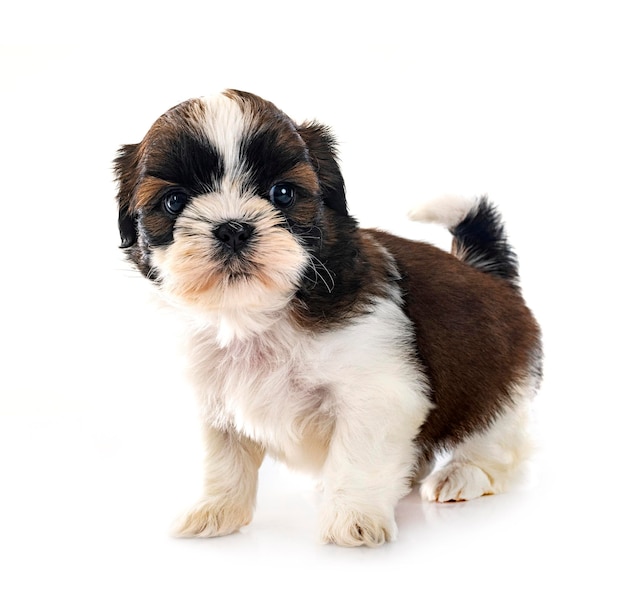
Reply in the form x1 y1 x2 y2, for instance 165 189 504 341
421 395 533 503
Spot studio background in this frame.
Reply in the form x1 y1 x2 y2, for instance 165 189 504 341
1 1 624 589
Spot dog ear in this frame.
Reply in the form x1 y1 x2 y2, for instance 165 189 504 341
113 143 141 248
298 122 348 216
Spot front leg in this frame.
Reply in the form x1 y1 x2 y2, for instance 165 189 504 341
319 375 432 547
173 425 265 538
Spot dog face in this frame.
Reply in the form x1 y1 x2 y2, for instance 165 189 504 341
115 90 349 339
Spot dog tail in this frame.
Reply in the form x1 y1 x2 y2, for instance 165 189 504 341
408 195 519 286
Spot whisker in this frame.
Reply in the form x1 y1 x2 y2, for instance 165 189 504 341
298 228 322 239
146 266 161 282
308 254 335 293
114 269 143 279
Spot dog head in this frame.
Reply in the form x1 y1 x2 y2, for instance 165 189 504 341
114 90 354 342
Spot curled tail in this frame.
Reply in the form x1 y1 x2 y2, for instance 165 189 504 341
409 195 519 286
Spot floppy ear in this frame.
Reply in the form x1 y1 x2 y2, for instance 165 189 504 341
298 122 348 216
113 143 141 248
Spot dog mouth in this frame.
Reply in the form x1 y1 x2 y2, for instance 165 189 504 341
222 269 254 282
215 248 257 280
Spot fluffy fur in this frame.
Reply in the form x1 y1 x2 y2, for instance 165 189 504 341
114 90 542 547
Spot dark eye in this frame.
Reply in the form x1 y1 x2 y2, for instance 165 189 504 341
269 183 296 208
162 189 189 216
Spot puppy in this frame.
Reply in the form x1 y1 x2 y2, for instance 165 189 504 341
114 90 542 547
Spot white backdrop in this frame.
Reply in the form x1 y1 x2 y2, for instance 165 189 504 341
1 1 624 589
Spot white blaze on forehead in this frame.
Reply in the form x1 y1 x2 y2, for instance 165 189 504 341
199 93 252 184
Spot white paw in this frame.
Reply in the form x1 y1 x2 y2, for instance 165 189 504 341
421 462 494 503
320 506 397 547
172 497 253 538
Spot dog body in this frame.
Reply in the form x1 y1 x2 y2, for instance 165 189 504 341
115 90 542 546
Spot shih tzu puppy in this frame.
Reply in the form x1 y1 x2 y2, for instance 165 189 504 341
114 90 542 547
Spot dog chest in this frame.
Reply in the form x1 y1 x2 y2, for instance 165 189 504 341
186 324 336 470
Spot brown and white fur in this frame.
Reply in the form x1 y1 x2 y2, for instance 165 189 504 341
114 90 542 547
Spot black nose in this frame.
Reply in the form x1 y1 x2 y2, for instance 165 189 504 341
213 221 254 252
